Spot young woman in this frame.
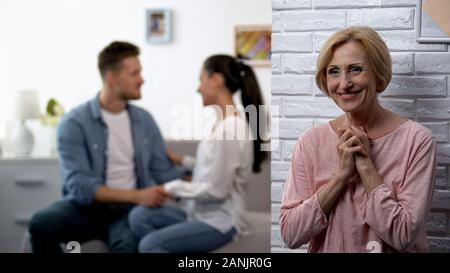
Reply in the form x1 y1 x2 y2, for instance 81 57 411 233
128 55 267 252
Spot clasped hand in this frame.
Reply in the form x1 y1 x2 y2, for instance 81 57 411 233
137 185 172 208
336 125 371 182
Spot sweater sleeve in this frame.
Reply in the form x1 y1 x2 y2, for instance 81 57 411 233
279 137 329 249
181 155 196 171
361 134 436 252
164 139 241 202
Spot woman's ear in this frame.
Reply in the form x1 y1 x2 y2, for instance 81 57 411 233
210 72 225 87
375 80 385 93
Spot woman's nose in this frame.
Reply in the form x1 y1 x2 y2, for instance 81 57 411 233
339 74 352 90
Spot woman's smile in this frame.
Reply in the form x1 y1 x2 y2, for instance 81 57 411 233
337 89 363 100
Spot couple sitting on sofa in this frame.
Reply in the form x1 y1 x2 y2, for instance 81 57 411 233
28 41 268 253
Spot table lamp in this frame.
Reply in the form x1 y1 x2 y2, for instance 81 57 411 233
9 90 40 156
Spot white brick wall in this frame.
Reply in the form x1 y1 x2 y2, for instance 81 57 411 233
271 0 450 253
272 33 313 52
347 8 414 30
272 75 313 95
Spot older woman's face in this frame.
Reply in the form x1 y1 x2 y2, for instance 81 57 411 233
326 41 377 113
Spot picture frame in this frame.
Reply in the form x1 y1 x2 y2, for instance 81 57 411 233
146 9 172 44
416 0 450 43
234 25 271 67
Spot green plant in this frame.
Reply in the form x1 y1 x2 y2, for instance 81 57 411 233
41 98 64 128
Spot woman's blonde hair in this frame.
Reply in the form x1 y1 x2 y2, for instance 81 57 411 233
315 26 392 96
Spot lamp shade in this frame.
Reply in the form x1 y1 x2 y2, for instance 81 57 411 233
14 90 40 120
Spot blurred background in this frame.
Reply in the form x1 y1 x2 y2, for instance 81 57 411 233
0 0 271 156
0 0 272 253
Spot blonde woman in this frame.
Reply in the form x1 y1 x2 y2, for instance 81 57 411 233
280 26 436 253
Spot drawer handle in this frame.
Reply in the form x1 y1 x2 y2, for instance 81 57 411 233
15 178 45 186
14 215 32 226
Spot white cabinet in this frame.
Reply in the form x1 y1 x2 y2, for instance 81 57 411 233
0 157 60 252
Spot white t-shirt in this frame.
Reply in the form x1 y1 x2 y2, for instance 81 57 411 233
100 109 136 189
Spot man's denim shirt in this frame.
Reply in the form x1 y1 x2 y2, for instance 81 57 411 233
56 95 186 205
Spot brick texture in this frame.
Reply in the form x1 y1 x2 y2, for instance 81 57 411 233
416 53 450 74
380 0 416 6
272 33 313 53
348 8 414 30
422 123 449 143
435 167 448 188
283 10 346 31
273 0 311 10
272 75 313 95
382 76 447 97
272 0 450 253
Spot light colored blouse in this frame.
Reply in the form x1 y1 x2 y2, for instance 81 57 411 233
280 120 436 252
164 115 253 234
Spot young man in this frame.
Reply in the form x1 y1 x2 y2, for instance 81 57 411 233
28 41 186 253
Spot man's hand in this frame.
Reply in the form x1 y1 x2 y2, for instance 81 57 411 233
136 185 172 208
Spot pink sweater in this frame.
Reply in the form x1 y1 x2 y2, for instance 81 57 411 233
280 120 436 252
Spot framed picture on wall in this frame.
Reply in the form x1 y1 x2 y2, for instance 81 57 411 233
146 9 172 44
416 0 450 43
234 25 271 67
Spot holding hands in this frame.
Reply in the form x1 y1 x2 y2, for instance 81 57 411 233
136 185 172 208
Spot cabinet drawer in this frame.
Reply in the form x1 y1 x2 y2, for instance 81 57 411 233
0 158 60 241
0 215 28 240
0 236 24 253
12 178 60 214
0 175 60 217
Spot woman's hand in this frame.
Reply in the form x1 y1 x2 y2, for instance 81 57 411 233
349 125 370 156
166 148 183 165
339 125 381 194
317 125 365 216
317 127 362 216
346 126 372 171
336 126 366 181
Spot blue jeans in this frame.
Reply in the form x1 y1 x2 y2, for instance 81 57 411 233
128 205 236 253
29 200 137 253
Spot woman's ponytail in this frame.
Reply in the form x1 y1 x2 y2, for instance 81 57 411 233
238 62 268 173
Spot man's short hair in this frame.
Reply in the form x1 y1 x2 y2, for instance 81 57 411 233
98 41 140 79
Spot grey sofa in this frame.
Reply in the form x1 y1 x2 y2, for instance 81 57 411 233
22 140 270 253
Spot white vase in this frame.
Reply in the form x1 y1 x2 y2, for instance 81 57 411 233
49 127 57 155
9 120 34 157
